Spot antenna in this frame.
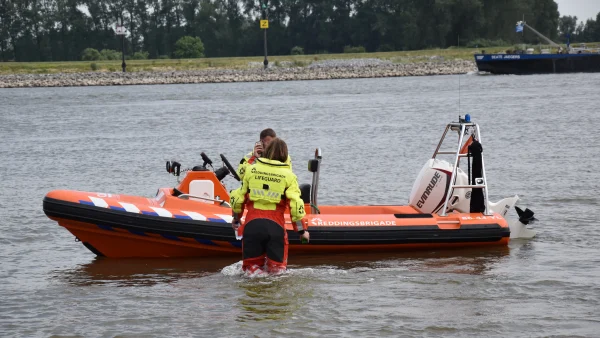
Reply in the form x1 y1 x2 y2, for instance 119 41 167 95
458 34 461 116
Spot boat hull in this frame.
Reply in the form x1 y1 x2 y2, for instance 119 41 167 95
43 192 510 258
474 53 600 75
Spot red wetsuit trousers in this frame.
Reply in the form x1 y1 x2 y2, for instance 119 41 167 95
242 218 288 274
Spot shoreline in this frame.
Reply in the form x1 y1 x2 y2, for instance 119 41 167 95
0 59 477 88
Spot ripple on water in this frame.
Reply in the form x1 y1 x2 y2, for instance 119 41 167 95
2 74 600 337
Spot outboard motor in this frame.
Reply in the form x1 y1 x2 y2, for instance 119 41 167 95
408 159 471 214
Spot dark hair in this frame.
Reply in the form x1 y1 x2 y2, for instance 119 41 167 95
260 128 277 140
264 138 288 163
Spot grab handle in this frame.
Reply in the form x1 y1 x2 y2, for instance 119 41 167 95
177 194 231 208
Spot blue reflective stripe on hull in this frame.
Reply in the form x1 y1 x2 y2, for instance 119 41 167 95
161 234 181 241
141 211 159 216
195 238 217 246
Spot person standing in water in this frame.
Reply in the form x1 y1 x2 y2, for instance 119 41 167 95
230 138 309 274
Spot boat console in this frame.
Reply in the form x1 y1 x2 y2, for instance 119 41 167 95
164 152 236 207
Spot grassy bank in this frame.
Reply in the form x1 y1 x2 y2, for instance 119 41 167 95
1 43 597 75
0 47 505 75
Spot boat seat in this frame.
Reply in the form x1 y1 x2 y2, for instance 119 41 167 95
299 184 311 204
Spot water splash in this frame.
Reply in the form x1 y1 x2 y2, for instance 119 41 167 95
221 260 244 277
221 261 352 279
220 261 289 279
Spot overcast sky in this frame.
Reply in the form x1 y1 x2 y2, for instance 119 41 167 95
554 0 600 22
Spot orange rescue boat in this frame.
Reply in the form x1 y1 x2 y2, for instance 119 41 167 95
43 116 536 258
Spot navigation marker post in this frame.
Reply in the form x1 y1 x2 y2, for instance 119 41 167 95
261 2 269 69
115 18 127 72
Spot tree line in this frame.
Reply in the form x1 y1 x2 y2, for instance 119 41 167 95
1 0 600 62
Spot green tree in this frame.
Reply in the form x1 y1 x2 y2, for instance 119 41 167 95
524 0 560 43
82 47 101 60
0 0 16 60
558 15 577 41
290 46 304 55
593 13 600 41
174 35 204 58
100 49 120 60
4 0 596 62
131 50 148 59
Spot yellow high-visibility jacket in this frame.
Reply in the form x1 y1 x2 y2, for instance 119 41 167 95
230 157 305 227
236 151 292 181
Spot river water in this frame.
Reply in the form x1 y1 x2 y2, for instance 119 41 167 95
1 73 599 337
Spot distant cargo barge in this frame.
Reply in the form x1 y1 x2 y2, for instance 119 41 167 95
474 52 600 75
474 20 600 75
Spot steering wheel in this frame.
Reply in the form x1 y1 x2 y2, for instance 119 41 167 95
220 154 241 181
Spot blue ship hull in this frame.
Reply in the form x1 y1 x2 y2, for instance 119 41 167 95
474 53 600 75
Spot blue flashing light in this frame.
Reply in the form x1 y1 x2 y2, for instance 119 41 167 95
465 114 471 122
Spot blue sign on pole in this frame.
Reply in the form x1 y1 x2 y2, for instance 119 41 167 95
516 23 524 33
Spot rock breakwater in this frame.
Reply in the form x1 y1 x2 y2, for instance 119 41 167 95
0 58 477 88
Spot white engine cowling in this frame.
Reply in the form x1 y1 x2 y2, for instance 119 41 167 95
408 159 471 214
